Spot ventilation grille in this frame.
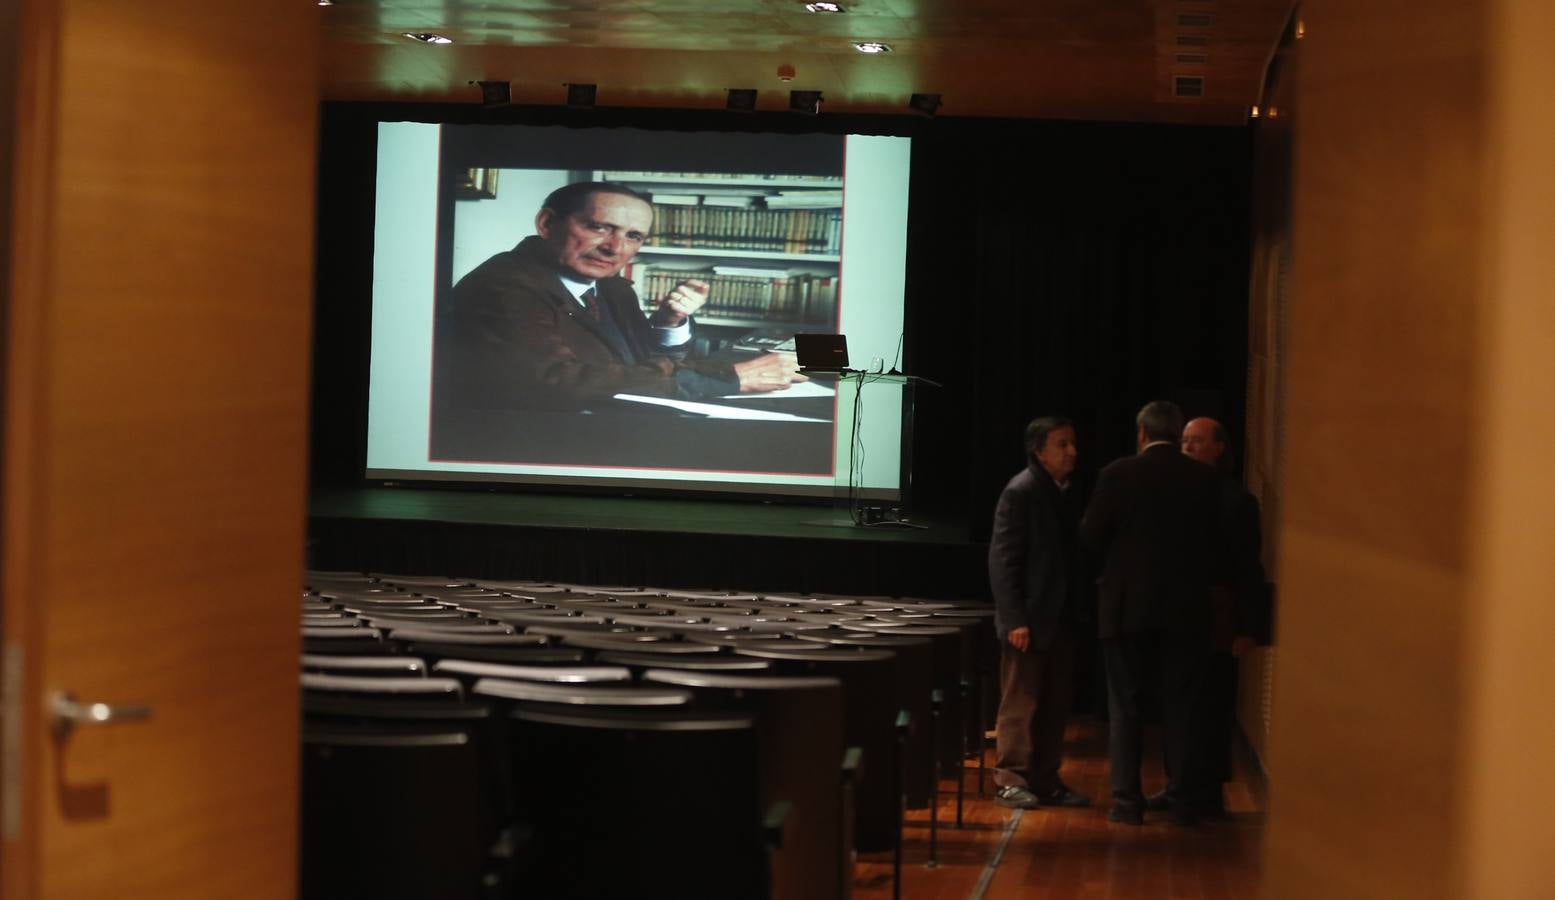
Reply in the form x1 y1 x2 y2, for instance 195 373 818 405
1176 52 1207 64
1177 13 1214 27
1173 75 1205 98
1175 34 1209 46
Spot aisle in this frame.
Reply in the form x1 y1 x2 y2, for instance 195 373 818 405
855 720 1266 899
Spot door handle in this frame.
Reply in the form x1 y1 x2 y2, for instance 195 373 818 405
51 691 153 739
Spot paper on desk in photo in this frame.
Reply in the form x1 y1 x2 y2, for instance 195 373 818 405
718 380 835 400
613 393 831 422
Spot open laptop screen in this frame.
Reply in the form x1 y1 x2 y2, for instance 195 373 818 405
794 333 849 372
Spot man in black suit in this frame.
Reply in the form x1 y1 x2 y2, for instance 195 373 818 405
1178 416 1269 816
988 416 1090 810
1079 401 1223 825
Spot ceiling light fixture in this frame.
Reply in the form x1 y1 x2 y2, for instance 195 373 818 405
805 2 845 12
854 41 892 54
317 0 333 6
403 32 453 44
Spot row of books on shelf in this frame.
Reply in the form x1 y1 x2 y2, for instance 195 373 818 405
643 204 841 255
600 171 842 185
628 262 838 324
650 190 844 209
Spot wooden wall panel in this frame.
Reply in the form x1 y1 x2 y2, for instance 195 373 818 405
1459 1 1555 896
2 2 318 898
1263 1 1486 897
1265 0 1555 897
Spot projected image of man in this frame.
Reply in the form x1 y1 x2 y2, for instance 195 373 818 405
433 181 804 412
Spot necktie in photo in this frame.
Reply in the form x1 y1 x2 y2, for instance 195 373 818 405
580 286 601 322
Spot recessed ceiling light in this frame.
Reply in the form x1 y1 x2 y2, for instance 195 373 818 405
805 2 845 12
317 0 332 6
403 32 453 45
853 41 892 54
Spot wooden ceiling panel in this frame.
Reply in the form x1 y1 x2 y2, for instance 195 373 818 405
319 0 1293 124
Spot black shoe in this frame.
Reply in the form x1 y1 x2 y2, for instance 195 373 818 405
1107 805 1144 826
994 785 1041 810
1038 786 1091 808
1144 790 1171 811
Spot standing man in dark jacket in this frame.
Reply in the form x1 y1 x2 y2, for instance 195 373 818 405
1080 401 1223 825
988 416 1091 810
1179 416 1268 816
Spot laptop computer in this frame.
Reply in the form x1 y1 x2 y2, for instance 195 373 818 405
793 333 850 373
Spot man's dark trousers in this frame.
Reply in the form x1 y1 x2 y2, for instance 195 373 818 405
993 631 1075 793
1102 628 1208 812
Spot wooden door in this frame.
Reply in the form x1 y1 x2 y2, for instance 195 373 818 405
0 2 319 898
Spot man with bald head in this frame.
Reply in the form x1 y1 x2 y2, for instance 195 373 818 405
1175 416 1268 818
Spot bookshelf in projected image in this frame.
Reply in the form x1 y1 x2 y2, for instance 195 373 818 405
600 171 842 331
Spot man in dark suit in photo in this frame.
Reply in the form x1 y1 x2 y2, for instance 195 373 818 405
1079 401 1223 825
433 180 802 413
988 416 1091 810
1178 416 1269 817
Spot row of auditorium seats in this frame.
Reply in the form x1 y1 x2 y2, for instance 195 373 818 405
300 571 997 900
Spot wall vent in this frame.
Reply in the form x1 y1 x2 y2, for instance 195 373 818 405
1176 52 1207 64
1173 75 1206 98
1175 34 1209 46
1177 13 1214 27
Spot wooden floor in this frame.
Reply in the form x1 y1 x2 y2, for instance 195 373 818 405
856 720 1266 900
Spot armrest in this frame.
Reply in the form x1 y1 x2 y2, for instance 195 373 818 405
841 746 864 785
762 800 793 850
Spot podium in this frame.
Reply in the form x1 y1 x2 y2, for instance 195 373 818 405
799 368 942 529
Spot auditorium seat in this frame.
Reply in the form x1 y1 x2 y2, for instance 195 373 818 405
301 723 492 900
301 655 428 678
302 670 516 899
731 645 903 854
797 631 937 809
504 704 768 898
302 625 385 656
642 669 849 900
595 649 774 673
842 622 970 778
387 629 548 650
557 634 726 654
431 659 633 686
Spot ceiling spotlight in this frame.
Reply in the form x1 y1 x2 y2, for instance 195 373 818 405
317 0 333 6
1250 105 1261 119
726 88 758 112
805 2 845 12
565 83 597 108
475 80 511 108
403 32 453 44
854 41 892 54
908 93 942 116
789 90 823 115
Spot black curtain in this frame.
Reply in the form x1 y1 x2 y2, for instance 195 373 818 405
309 105 1252 544
903 119 1252 538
